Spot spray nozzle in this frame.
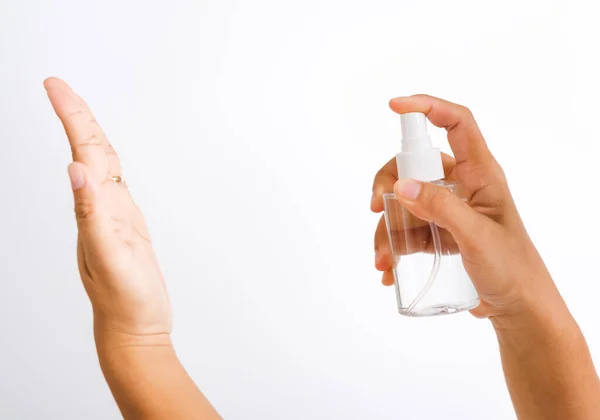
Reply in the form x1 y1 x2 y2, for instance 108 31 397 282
400 112 433 152
395 112 444 182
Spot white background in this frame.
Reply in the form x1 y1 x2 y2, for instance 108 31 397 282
1 0 598 419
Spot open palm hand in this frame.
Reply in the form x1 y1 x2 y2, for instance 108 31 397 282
45 78 171 339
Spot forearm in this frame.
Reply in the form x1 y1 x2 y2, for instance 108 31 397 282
95 329 221 420
493 287 600 419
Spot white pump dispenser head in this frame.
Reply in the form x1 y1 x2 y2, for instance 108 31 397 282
396 112 445 182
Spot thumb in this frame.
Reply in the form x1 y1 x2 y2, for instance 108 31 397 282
67 162 100 226
393 179 485 248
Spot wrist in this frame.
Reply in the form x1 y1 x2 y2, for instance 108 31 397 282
93 326 190 419
94 318 173 356
94 326 178 385
490 284 576 352
489 265 564 329
92 307 172 347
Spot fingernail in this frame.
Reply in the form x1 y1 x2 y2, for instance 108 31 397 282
395 179 421 200
68 165 85 191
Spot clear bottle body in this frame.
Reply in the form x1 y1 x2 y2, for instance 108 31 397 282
383 181 479 317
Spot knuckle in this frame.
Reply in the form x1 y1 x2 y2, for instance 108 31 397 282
77 134 103 147
458 105 474 120
374 167 386 182
374 220 388 250
74 197 96 220
459 104 472 115
65 107 85 119
491 161 508 185
411 93 431 100
104 143 118 156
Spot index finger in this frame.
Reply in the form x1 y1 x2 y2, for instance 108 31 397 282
389 95 491 165
44 77 121 182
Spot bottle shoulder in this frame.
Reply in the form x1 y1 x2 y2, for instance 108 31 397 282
431 180 466 198
430 179 458 189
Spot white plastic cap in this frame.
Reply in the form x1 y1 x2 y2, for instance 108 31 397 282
396 112 444 182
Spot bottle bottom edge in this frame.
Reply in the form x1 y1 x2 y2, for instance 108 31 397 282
398 298 480 317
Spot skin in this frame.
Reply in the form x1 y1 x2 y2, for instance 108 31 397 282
44 77 221 420
373 95 600 419
45 77 600 419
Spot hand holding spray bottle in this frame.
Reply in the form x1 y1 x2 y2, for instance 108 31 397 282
383 113 479 316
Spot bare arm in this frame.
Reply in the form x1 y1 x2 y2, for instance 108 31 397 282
45 77 220 419
96 332 219 420
493 289 600 419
